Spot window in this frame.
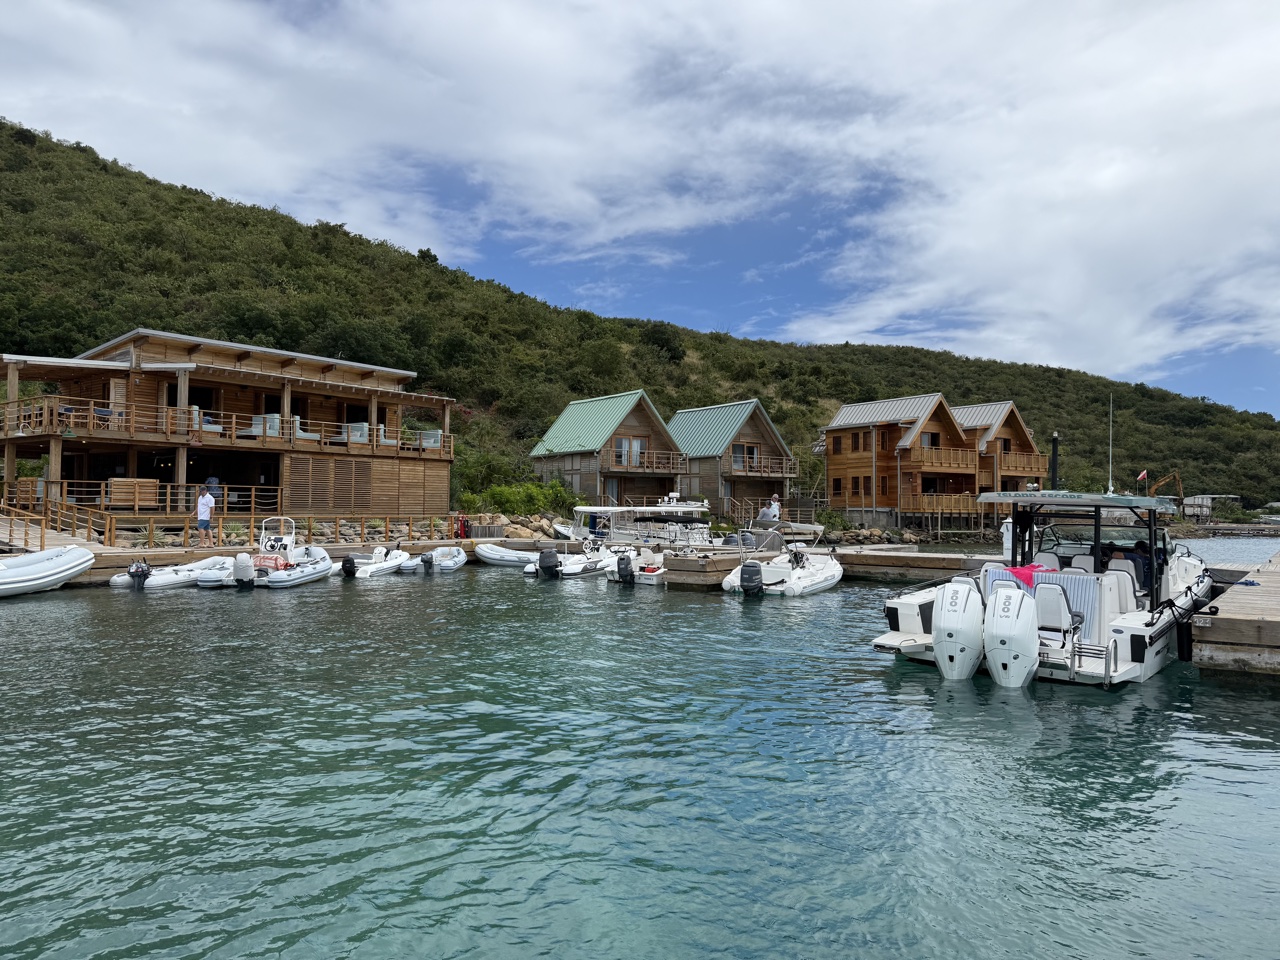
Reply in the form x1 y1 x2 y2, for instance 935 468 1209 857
881 475 888 496
851 433 860 452
732 442 760 469
613 435 647 466
864 475 872 496
832 435 842 454
880 430 887 450
864 431 872 451
921 432 940 447
833 477 843 496
1001 438 1012 453
851 476 860 494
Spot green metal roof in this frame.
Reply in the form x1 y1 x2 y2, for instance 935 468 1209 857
531 390 671 457
667 399 792 459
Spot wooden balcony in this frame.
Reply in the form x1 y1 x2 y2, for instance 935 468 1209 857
978 470 994 487
720 452 798 478
1 396 453 460
1000 451 1049 475
906 446 977 469
601 448 688 475
899 493 980 514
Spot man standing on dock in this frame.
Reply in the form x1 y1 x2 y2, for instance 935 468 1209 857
193 484 216 548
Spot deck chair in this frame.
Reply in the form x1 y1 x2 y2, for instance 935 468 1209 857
1034 582 1082 649
1108 557 1142 591
1070 555 1096 573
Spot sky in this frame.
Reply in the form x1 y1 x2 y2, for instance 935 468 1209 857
4 0 1280 416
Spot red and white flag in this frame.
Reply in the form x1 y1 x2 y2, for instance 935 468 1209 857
1137 469 1148 481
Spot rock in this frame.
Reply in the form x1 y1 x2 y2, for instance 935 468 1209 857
869 527 883 538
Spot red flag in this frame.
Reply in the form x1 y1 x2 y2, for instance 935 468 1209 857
1137 469 1148 481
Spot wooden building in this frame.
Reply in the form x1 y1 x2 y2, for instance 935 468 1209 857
952 401 1048 496
666 399 796 520
818 393 1047 525
1 328 454 516
530 390 687 505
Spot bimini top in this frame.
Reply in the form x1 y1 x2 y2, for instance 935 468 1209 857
977 490 1179 513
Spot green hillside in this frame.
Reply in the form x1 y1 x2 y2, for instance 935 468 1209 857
3 119 1278 507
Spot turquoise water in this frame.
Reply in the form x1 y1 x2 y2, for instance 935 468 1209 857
3 568 1280 958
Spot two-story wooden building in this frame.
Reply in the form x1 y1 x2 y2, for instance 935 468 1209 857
666 399 796 520
818 392 1047 526
1 328 454 517
530 390 687 505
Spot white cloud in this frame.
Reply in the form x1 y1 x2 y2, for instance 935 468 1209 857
4 0 1280 386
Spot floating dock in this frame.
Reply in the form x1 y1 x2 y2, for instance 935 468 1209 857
1192 551 1280 679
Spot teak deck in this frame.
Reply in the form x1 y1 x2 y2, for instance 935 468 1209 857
1192 552 1280 677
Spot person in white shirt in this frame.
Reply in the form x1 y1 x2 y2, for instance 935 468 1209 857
767 494 781 521
193 484 216 547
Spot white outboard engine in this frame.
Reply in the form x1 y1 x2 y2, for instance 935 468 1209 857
740 560 764 596
232 552 256 588
616 553 635 585
538 548 562 579
341 555 358 578
127 559 152 590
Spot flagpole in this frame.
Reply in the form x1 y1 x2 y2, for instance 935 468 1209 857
1107 394 1114 494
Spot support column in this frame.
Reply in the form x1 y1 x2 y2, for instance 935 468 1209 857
443 402 450 435
369 395 379 438
48 434 64 503
281 381 292 427
176 369 190 433
5 360 21 435
127 447 138 478
175 445 188 492
3 441 15 500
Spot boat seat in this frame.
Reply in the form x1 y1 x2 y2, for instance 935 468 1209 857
1108 557 1142 589
1032 551 1060 571
1057 567 1088 575
979 561 1007 600
952 575 982 601
1106 570 1142 614
1034 582 1082 648
1070 555 1097 573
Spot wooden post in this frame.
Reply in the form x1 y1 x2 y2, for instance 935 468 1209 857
48 434 63 504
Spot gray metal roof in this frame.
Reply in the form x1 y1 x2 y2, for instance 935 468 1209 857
531 390 674 457
826 393 942 431
952 400 1015 452
667 399 792 459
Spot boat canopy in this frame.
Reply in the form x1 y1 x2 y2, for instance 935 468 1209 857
977 491 1178 513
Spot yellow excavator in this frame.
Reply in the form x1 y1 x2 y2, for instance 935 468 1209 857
1148 471 1184 513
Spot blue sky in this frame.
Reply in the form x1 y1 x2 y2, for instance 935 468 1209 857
4 0 1280 416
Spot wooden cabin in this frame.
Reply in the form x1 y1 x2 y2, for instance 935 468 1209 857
666 399 796 520
531 390 687 505
1 328 454 517
819 393 979 522
952 401 1047 498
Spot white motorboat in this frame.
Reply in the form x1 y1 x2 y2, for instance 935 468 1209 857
421 545 468 572
110 555 233 590
338 545 399 577
606 547 666 585
351 546 411 578
568 497 718 547
873 491 1213 688
722 545 844 597
198 517 332 588
530 540 619 579
475 542 540 567
0 545 96 597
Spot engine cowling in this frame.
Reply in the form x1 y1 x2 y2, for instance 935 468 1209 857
616 553 635 585
538 548 562 579
740 560 764 596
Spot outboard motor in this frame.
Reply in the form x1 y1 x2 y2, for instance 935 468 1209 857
341 555 358 578
722 534 739 547
127 559 152 590
421 553 434 572
232 552 255 588
740 560 764 596
741 532 756 549
616 553 635 586
538 548 562 580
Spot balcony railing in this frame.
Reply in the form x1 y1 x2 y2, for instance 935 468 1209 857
906 446 977 469
899 493 980 514
1000 451 1049 475
0 396 453 459
602 449 688 474
719 452 798 478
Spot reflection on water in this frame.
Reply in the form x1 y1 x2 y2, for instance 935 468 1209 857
2 570 1279 959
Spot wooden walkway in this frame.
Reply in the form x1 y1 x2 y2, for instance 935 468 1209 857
1192 550 1280 677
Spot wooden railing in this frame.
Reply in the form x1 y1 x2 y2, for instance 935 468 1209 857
906 446 977 469
602 449 688 474
899 494 980 514
56 480 282 514
0 503 48 551
1000 451 1049 474
0 396 453 459
720 452 798 477
979 470 994 486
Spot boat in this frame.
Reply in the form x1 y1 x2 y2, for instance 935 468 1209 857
0 545 96 597
350 546 411 579
873 491 1213 687
529 540 620 579
338 545 398 577
567 497 718 547
606 547 666 585
197 517 332 588
423 545 468 572
722 543 844 597
552 521 574 540
474 542 540 567
110 555 234 590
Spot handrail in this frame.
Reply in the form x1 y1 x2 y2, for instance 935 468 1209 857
0 503 48 551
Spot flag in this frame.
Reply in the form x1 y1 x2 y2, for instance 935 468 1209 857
1137 469 1148 481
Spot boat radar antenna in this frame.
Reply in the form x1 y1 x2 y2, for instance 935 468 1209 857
1107 393 1114 494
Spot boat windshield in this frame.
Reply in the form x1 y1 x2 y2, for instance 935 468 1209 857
1039 524 1167 556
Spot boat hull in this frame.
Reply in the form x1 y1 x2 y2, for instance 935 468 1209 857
0 546 96 597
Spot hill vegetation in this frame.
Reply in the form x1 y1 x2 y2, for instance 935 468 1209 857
3 118 1279 507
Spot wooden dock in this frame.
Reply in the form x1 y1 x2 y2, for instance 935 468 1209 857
1192 551 1280 678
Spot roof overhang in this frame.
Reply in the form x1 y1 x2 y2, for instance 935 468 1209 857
977 490 1178 513
2 355 132 379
